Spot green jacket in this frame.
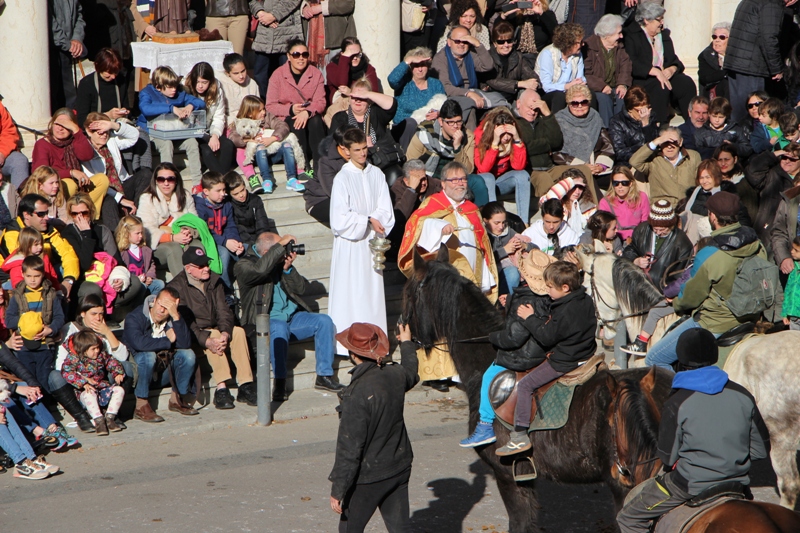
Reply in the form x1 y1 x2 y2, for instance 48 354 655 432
673 223 765 333
172 213 222 274
783 263 800 318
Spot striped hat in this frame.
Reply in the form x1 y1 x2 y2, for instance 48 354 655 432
649 200 676 228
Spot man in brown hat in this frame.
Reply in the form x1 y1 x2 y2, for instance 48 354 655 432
329 322 419 533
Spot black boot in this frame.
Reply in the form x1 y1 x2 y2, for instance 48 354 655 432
272 378 289 402
50 384 96 433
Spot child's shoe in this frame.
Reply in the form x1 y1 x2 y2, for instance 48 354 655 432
248 174 263 194
33 455 59 475
14 459 49 480
459 421 497 448
495 430 532 457
262 180 274 194
286 177 305 192
621 338 648 356
56 425 79 447
94 416 109 436
41 426 66 451
105 414 123 433
296 170 312 182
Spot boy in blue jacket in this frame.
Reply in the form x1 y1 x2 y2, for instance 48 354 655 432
194 171 244 291
138 66 206 185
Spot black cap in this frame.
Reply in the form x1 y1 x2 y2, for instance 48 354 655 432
676 328 718 369
182 246 210 267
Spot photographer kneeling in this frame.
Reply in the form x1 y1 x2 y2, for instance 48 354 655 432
234 232 345 402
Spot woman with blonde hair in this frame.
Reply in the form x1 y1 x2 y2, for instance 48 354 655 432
21 167 69 227
597 166 648 242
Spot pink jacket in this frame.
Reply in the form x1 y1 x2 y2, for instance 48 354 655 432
598 192 649 241
265 63 327 119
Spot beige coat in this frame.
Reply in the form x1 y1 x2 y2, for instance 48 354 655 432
137 189 197 248
629 144 701 206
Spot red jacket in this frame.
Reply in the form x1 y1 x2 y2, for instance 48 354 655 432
325 54 382 104
31 131 95 179
1 251 62 290
0 101 20 159
473 124 528 176
265 63 327 119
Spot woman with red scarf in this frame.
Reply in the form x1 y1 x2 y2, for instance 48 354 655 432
31 109 109 220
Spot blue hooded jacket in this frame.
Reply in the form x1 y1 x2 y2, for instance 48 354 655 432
671 365 728 395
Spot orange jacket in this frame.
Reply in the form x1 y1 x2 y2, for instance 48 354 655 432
0 101 20 159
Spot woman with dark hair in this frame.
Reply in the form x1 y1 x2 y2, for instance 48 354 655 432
534 22 587 113
484 21 540 102
608 85 659 164
738 90 769 139
521 197 581 254
325 37 382 105
184 62 236 175
497 0 558 58
436 0 491 51
136 163 199 277
580 210 623 254
714 144 758 223
622 1 697 124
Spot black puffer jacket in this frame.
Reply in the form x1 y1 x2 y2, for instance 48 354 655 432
697 45 728 99
608 107 659 164
328 341 419 500
723 0 783 78
489 286 549 372
230 192 275 246
745 150 800 252
304 136 345 211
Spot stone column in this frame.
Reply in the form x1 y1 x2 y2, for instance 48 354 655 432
0 0 52 149
353 0 400 91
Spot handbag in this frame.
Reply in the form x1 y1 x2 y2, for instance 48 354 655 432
365 113 407 169
401 0 426 33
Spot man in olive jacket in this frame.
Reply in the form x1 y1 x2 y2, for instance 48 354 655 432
233 232 343 401
329 322 419 533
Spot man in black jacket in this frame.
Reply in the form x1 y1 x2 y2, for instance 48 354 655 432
724 0 785 123
617 328 770 533
303 125 354 227
233 232 343 401
329 322 419 533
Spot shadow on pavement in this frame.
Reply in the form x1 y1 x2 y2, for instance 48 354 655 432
410 459 489 533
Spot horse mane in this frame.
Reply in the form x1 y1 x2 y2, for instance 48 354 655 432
612 259 664 327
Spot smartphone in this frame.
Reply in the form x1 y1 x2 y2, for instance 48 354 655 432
516 1 534 8
301 101 311 108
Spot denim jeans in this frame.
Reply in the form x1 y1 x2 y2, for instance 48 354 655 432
480 170 532 223
133 349 197 398
499 266 521 295
146 278 166 296
7 383 57 431
644 318 719 369
252 52 287 98
254 142 297 185
216 244 240 290
594 91 625 128
0 406 36 464
467 174 489 207
270 312 335 379
479 362 507 424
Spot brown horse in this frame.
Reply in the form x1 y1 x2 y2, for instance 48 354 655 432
683 500 800 532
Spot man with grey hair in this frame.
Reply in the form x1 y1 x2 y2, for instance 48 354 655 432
233 232 343 402
629 125 702 205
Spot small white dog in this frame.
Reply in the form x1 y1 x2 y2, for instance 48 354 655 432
235 118 307 172
0 378 11 403
410 94 448 125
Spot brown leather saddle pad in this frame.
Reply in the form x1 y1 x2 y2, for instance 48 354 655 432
490 355 606 431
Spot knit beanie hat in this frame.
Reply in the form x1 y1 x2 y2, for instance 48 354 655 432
649 200 677 228
705 191 740 218
676 328 718 368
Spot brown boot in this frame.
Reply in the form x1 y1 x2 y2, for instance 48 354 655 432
168 393 199 416
94 416 109 436
105 413 122 432
134 399 165 423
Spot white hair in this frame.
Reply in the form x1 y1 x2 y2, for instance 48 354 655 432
594 14 624 38
635 2 666 25
711 21 731 34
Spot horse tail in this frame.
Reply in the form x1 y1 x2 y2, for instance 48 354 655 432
612 259 664 337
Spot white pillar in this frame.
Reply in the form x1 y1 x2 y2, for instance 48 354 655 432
353 0 400 91
0 0 51 145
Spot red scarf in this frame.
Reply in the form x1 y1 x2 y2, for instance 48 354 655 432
307 0 329 70
96 144 123 193
46 133 81 171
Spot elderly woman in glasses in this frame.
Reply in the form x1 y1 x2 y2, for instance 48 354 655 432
583 14 632 128
265 39 327 163
534 22 587 114
552 84 614 200
484 21 540 103
622 1 697 125
698 22 731 100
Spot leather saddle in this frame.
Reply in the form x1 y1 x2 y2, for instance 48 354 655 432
490 355 606 430
653 482 747 533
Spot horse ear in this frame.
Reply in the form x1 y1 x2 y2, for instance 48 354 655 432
413 249 427 272
436 244 450 263
640 366 658 394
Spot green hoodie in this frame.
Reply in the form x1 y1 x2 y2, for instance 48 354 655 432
673 223 765 333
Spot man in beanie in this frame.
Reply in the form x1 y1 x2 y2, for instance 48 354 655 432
646 192 768 368
329 322 419 532
617 328 770 533
622 199 693 287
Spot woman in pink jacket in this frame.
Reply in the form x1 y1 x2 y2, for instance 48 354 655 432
265 39 327 164
597 166 649 242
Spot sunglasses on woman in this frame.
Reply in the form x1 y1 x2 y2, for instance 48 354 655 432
612 180 631 187
711 34 728 40
289 51 310 59
569 100 590 108
156 175 177 183
780 155 800 162
746 101 763 109
495 38 514 45
349 52 363 60
71 209 90 217
409 61 431 69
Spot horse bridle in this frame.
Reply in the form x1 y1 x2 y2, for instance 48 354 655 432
609 390 660 483
585 255 651 329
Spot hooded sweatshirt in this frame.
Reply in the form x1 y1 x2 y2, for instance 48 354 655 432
193 194 241 246
658 366 769 495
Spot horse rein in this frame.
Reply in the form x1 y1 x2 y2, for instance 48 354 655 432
609 391 660 483
586 256 650 328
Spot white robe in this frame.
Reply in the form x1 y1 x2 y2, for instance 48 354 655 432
328 162 395 355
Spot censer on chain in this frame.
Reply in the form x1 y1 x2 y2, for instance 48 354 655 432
368 236 392 271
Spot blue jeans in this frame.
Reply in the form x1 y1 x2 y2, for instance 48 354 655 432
0 406 35 464
146 278 165 296
499 266 521 295
644 318 720 369
479 362 507 424
255 142 297 185
270 312 335 379
133 349 197 398
216 244 240 290
594 91 625 128
480 170 532 223
467 173 489 207
6 383 57 431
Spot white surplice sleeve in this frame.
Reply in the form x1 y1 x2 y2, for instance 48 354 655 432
369 177 395 236
330 176 370 241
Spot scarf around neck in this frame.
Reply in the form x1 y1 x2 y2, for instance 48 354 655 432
555 107 603 163
347 106 377 145
96 143 123 193
444 46 477 90
47 133 81 171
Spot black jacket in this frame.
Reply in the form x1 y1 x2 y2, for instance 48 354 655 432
484 48 538 101
724 0 784 78
623 25 684 83
230 192 275 247
122 295 193 353
608 107 659 164
682 181 752 227
513 112 563 170
166 271 233 346
678 121 699 152
622 223 694 289
693 121 752 161
328 340 419 500
697 45 728 99
60 223 122 276
520 286 596 373
233 244 312 328
329 102 398 147
305 136 345 210
745 150 799 252
489 286 549 372
0 344 41 388
75 72 130 126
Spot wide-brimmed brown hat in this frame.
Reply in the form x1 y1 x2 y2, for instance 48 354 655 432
518 250 556 295
336 323 390 361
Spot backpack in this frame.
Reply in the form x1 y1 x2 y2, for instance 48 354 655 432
715 253 780 319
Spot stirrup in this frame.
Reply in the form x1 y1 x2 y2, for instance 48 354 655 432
512 456 538 482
